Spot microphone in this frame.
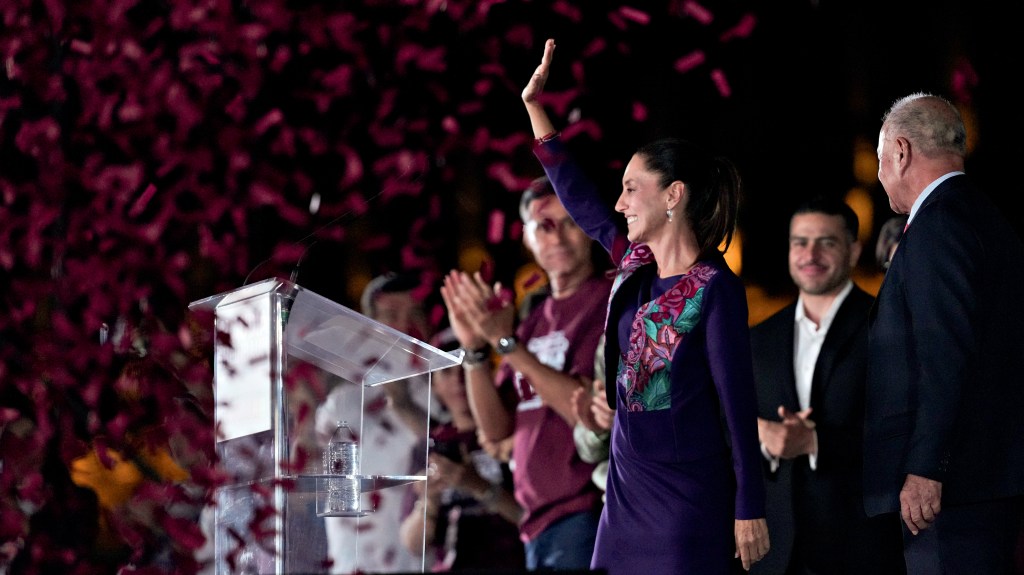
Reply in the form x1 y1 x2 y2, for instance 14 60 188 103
288 239 316 286
281 240 316 326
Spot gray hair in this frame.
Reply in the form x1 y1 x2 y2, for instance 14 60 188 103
882 92 967 158
518 176 556 223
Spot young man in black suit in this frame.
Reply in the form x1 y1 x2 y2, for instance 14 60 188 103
751 196 904 574
867 92 1024 573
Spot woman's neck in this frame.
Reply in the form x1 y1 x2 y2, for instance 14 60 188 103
649 231 700 278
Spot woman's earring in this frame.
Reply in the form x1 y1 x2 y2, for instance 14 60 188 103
666 208 674 222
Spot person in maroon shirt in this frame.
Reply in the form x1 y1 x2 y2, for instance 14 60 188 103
441 177 611 571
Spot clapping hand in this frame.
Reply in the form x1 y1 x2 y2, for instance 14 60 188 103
757 406 816 459
440 270 515 347
573 378 612 433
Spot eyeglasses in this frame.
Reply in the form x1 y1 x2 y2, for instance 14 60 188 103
525 216 578 236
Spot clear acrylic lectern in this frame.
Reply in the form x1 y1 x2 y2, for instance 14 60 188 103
189 278 462 574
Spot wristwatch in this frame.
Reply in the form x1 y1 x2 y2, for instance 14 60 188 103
495 335 518 355
460 345 490 366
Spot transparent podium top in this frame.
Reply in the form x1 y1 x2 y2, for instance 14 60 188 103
189 277 464 387
190 278 452 574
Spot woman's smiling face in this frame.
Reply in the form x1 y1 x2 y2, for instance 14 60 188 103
615 153 670 244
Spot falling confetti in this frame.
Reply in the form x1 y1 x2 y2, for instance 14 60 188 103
0 1 761 572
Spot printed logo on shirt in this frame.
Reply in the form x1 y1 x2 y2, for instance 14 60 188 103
514 330 569 412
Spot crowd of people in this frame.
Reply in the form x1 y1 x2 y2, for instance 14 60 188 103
252 39 1024 575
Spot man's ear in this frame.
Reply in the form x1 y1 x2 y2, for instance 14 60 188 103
523 228 540 258
849 240 863 268
894 136 911 173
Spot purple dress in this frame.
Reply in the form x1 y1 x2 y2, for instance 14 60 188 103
535 137 766 575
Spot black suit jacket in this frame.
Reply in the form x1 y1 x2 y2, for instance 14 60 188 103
864 174 1024 517
751 286 904 574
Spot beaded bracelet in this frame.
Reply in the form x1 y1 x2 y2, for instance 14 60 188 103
535 130 559 145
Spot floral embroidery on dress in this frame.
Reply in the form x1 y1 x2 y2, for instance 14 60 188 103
611 244 718 412
609 244 654 300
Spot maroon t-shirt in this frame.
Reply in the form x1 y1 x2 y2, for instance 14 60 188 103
495 274 611 541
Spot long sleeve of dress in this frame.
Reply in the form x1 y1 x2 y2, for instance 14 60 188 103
533 136 629 262
704 270 767 519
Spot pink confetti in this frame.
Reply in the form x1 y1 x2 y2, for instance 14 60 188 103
537 88 581 118
618 6 651 25
429 303 446 328
487 209 505 244
552 1 583 22
395 44 446 73
458 100 484 116
161 515 208 550
468 126 491 154
710 68 731 97
950 58 978 104
608 11 627 30
486 161 534 192
522 270 545 290
376 88 398 119
632 101 648 122
720 13 756 41
69 39 93 55
0 407 21 424
674 50 706 73
15 117 60 157
297 128 327 155
321 64 354 96
564 118 603 141
269 45 292 73
338 145 364 189
488 133 531 155
362 234 392 251
368 123 404 147
128 183 157 217
582 38 607 58
473 78 493 96
479 62 505 76
253 108 283 135
401 243 434 269
372 150 428 181
473 0 507 19
477 259 495 283
682 0 714 25
505 25 533 47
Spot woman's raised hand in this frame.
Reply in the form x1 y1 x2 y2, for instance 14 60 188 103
521 38 559 140
522 38 555 106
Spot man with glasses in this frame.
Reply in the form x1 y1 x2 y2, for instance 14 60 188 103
440 176 612 571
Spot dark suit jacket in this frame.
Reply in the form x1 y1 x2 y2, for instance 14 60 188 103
864 174 1024 517
751 286 904 574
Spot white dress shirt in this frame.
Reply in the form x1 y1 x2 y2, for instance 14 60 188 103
792 280 853 470
762 281 854 472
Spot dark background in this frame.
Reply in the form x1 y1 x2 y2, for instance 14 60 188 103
284 0 1023 313
1 0 1021 571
